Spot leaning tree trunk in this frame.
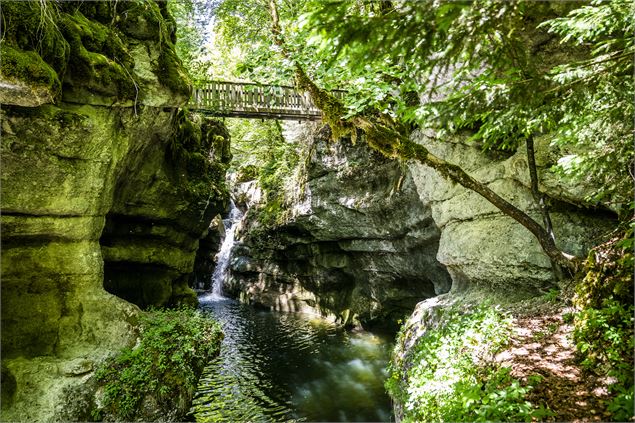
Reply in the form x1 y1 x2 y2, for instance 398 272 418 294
526 135 565 279
266 0 578 275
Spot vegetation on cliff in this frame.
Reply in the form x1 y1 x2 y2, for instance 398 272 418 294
2 0 631 422
1 3 233 421
93 308 223 421
571 225 634 420
387 304 551 422
202 0 632 276
186 0 632 420
0 0 191 104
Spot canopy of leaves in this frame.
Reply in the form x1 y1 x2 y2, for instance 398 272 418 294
303 0 633 211
189 0 632 215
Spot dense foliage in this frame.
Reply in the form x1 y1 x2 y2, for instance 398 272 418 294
170 1 314 228
387 305 551 422
229 120 320 228
309 0 632 211
188 0 632 216
166 3 635 421
572 225 635 421
94 308 223 421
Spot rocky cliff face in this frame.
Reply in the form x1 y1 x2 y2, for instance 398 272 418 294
226 124 615 331
100 113 230 308
408 130 615 294
227 127 452 330
0 2 229 420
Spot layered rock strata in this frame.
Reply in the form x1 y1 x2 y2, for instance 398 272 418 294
0 2 229 420
227 127 453 329
408 130 615 293
226 125 614 330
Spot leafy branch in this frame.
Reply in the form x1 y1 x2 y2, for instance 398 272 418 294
267 0 579 274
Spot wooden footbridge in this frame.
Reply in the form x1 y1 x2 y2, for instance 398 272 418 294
189 81 343 121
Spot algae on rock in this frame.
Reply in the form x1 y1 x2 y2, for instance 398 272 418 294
0 0 191 107
0 1 230 421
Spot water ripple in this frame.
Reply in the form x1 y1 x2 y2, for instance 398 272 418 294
190 297 393 422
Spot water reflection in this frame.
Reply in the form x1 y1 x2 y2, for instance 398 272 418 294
191 296 393 422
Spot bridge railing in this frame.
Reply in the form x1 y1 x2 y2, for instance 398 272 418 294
190 80 345 120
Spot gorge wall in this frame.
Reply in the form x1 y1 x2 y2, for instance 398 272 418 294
227 126 453 330
408 130 615 293
226 125 615 330
0 2 229 420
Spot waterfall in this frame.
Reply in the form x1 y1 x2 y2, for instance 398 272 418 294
210 200 243 298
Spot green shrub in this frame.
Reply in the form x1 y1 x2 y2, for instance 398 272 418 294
94 307 223 421
573 225 634 422
387 305 550 422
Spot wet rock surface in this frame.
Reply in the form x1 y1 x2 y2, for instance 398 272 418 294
228 129 452 330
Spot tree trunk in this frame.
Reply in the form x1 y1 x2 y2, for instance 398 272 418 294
526 136 565 279
394 136 576 272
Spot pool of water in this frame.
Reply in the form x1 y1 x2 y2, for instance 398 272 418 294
190 295 394 422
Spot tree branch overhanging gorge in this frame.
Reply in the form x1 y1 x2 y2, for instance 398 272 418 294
266 0 579 275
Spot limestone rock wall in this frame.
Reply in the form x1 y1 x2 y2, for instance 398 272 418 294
227 125 615 330
228 127 452 330
408 130 616 294
0 2 229 420
100 113 230 307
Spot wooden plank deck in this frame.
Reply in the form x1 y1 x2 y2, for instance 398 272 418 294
189 81 343 121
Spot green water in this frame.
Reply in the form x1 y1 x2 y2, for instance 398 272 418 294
190 296 394 422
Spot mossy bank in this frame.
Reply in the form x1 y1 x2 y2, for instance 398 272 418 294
59 308 223 422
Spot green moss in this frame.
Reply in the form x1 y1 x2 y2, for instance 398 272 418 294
0 1 69 93
168 111 229 202
171 280 198 308
157 0 178 44
572 226 634 421
93 308 223 421
153 0 191 95
111 0 190 96
0 0 190 101
156 45 191 97
0 45 61 93
294 64 352 141
201 118 232 163
115 0 165 42
59 11 136 100
68 1 115 24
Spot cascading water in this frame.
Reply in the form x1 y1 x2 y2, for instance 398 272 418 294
192 199 393 422
210 200 243 298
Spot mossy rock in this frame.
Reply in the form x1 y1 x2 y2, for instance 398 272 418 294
202 118 233 164
0 1 70 75
171 278 198 308
115 0 169 42
1 363 17 407
0 1 69 104
113 0 190 97
59 11 136 102
236 165 259 183
91 308 223 422
1 0 191 106
0 45 61 95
